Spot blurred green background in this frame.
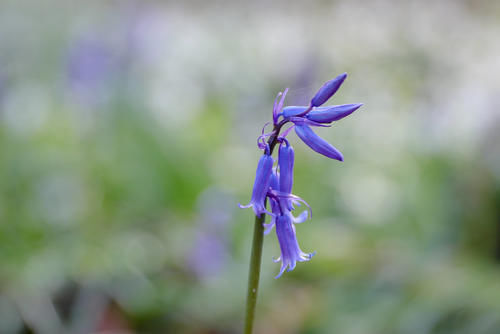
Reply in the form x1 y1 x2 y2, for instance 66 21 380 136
1 1 500 333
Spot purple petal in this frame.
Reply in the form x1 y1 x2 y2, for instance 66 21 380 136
290 210 308 223
310 73 347 107
289 117 331 128
269 167 280 192
239 154 274 216
263 220 275 234
273 89 289 124
279 124 296 139
282 106 309 118
272 92 282 124
277 89 288 115
274 214 314 278
278 144 294 194
306 103 363 123
267 189 313 219
278 144 295 211
294 124 344 161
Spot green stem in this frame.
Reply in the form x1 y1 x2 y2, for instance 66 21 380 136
244 213 265 334
243 121 282 333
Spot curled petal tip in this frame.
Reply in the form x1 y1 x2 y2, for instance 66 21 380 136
274 269 285 279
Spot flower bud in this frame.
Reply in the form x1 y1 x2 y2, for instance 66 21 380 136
310 73 347 107
306 103 363 123
294 124 344 161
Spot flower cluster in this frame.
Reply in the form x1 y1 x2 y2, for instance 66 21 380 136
240 73 362 278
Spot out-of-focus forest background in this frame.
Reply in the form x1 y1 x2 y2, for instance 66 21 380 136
1 1 500 333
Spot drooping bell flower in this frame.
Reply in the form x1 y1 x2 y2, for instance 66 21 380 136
239 153 274 216
274 214 315 278
310 72 347 107
278 142 295 211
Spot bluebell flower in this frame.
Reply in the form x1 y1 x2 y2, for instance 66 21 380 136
274 214 315 278
240 73 361 277
239 153 274 216
278 142 295 211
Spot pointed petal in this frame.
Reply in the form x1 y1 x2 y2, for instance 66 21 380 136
275 265 287 279
294 124 344 161
310 73 347 107
273 89 289 124
279 124 295 139
277 88 288 115
307 103 363 123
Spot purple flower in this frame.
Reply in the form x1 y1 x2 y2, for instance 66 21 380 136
239 153 274 216
295 124 344 161
240 72 361 277
278 143 295 210
310 72 347 107
274 214 314 278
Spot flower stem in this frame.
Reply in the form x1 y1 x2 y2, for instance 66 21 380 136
244 212 265 334
244 124 282 333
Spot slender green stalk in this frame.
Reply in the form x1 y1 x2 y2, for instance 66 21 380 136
244 213 265 334
243 122 282 334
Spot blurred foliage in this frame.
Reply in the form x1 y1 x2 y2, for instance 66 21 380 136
1 0 500 333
